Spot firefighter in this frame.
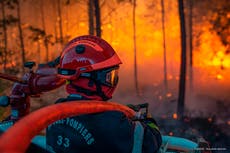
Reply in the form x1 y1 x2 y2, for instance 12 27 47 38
46 35 162 153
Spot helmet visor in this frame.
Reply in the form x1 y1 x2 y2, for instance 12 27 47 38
58 66 119 87
104 68 119 87
80 66 119 87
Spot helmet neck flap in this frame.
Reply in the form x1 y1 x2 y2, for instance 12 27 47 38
66 77 117 101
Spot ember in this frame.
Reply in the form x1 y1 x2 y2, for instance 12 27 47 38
166 93 172 98
169 132 173 136
173 113 178 120
228 121 230 126
208 117 212 123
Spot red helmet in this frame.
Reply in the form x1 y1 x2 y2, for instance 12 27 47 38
58 35 122 100
58 35 122 80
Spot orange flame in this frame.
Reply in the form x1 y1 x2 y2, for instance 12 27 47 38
166 93 172 98
208 117 212 123
227 121 230 126
216 74 223 80
4 0 230 92
173 113 178 120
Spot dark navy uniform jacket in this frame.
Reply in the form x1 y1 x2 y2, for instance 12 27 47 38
46 95 162 153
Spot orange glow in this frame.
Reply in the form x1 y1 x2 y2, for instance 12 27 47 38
2 0 230 96
208 117 212 122
173 113 178 120
168 75 173 80
212 58 222 66
195 26 230 69
11 33 16 38
11 61 16 67
107 24 112 29
175 76 179 80
166 93 172 98
216 51 225 58
216 74 223 80
144 50 153 57
0 60 17 69
228 121 230 125
79 22 85 27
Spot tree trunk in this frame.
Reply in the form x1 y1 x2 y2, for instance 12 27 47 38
65 1 69 36
94 0 101 37
1 1 7 72
161 0 168 93
37 42 41 63
177 0 187 119
44 41 49 62
133 0 139 96
57 0 63 45
88 0 94 35
40 0 46 31
40 0 49 62
52 1 58 43
16 0 26 72
189 0 193 91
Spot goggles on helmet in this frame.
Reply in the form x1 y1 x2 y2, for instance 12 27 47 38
57 68 76 76
58 66 119 87
57 65 91 80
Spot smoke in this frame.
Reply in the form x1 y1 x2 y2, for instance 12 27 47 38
112 63 230 122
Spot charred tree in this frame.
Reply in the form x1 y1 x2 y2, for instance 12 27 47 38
29 26 53 64
40 0 49 62
161 0 168 93
16 0 26 72
133 0 139 96
94 0 101 37
87 0 101 37
88 0 94 35
177 0 187 118
189 0 193 91
52 0 58 43
1 0 7 72
57 0 64 45
40 0 46 33
44 37 50 62
28 27 43 63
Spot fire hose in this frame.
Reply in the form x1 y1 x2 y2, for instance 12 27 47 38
0 101 135 153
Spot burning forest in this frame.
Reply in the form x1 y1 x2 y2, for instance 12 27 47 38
0 0 229 152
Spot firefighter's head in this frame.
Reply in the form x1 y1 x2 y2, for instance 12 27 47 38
58 35 122 100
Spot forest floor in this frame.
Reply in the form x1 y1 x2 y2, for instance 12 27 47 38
157 117 230 153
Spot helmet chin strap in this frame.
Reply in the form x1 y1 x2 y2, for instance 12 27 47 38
69 79 110 101
94 79 110 101
90 72 110 101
